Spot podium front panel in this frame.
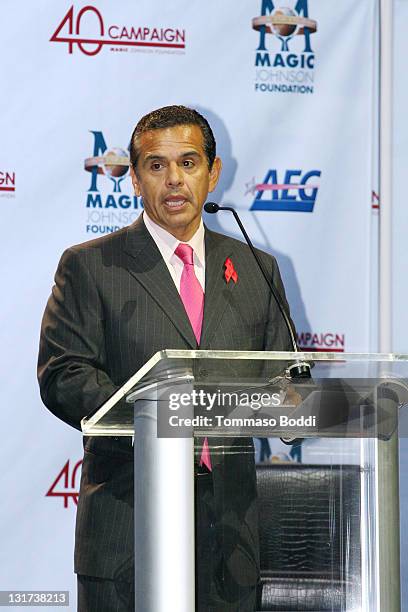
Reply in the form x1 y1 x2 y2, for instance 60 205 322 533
80 351 408 611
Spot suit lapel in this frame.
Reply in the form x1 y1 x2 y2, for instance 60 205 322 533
123 216 197 348
200 228 237 347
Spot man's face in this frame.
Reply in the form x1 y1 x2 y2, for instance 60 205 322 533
130 124 221 241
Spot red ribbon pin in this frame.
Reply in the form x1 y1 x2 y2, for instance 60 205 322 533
224 258 238 283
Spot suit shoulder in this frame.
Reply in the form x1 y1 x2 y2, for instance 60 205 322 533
54 225 133 276
67 225 129 256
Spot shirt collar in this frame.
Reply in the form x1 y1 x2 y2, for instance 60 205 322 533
143 211 205 267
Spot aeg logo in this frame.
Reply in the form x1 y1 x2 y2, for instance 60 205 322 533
247 169 321 212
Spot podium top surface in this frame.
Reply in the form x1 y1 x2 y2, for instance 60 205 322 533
81 350 408 437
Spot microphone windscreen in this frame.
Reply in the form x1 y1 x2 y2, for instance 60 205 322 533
204 202 219 214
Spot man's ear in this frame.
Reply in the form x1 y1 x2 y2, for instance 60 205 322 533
208 157 222 193
130 166 141 197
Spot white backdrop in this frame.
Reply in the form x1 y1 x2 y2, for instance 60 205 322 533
0 0 381 609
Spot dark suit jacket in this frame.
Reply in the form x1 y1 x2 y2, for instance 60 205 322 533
37 215 292 581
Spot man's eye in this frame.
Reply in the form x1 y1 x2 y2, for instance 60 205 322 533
151 162 163 171
182 160 194 168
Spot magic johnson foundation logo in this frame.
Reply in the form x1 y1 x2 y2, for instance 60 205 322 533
252 0 317 94
51 5 186 56
84 130 142 235
246 168 321 212
46 459 82 508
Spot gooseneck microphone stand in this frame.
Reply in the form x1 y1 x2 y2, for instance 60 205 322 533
204 201 311 379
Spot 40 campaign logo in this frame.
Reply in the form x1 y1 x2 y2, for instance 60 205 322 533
297 331 345 352
50 5 186 56
84 130 142 235
46 459 82 508
0 170 16 198
246 168 321 212
252 0 317 95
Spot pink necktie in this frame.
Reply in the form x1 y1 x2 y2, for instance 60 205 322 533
174 243 211 471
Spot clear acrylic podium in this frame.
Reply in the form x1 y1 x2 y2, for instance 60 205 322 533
81 350 408 612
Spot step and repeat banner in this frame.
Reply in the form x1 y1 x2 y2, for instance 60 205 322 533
0 0 379 608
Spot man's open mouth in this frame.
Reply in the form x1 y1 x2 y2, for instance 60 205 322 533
164 197 187 209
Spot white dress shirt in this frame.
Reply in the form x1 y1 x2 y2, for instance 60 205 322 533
143 211 205 292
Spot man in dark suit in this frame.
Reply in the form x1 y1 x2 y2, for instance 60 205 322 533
38 105 293 611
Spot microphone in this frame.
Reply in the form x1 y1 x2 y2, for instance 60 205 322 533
204 201 311 379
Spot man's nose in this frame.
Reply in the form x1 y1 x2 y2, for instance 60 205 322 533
166 162 184 187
